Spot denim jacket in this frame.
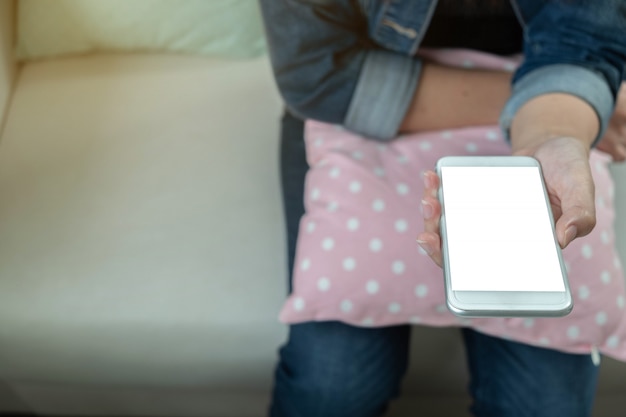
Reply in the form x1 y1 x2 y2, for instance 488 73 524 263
259 0 626 143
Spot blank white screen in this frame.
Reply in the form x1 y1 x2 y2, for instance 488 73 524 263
440 166 565 292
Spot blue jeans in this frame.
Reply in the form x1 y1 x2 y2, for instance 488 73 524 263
270 112 600 417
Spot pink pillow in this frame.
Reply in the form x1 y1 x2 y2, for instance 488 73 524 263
279 50 626 362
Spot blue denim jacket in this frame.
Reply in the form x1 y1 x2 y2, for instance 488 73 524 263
259 0 626 143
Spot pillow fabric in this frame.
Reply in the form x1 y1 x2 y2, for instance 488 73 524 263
280 49 626 362
16 0 266 60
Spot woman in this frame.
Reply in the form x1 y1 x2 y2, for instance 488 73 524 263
259 1 626 416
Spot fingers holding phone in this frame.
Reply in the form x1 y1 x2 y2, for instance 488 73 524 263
417 171 443 267
516 136 596 249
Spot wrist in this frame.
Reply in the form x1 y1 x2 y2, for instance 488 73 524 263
510 93 598 153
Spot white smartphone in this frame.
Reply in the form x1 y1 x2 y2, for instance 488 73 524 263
436 156 573 317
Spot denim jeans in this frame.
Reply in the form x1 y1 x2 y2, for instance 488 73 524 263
270 112 600 417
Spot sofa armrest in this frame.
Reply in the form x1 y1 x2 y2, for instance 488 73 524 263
0 0 17 131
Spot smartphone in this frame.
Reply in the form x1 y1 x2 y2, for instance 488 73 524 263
436 156 573 317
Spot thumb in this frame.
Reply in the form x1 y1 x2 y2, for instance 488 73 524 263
554 186 596 249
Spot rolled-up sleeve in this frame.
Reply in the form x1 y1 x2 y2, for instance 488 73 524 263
345 49 422 140
259 0 421 141
500 0 626 146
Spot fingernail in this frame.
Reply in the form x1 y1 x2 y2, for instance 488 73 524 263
417 239 433 255
565 225 578 246
423 173 431 189
421 199 433 219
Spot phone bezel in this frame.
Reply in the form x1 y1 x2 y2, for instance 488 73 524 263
436 156 573 318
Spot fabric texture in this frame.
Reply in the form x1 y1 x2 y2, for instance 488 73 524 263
16 0 266 60
259 0 626 143
279 49 626 362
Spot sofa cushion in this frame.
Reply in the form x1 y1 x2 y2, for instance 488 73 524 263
0 54 286 386
16 0 266 61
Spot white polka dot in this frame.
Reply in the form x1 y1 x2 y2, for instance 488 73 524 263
458 318 472 327
486 130 499 141
347 218 360 231
607 335 620 349
503 62 517 72
329 167 341 178
310 188 320 201
392 260 405 275
293 297 305 311
369 238 383 252
567 325 580 340
409 316 422 324
419 141 432 151
317 277 331 292
366 280 380 294
361 317 374 326
306 221 316 234
436 304 447 313
397 154 409 164
301 258 311 271
314 137 324 147
322 238 335 251
388 302 402 314
415 284 428 298
523 318 535 328
327 201 339 212
343 257 356 271
395 219 408 233
462 59 475 68
351 151 364 160
396 183 409 195
594 160 604 173
614 255 622 270
601 230 610 244
578 286 590 300
373 167 385 177
441 131 453 139
340 299 353 312
349 181 362 193
617 295 624 309
539 337 550 346
601 270 611 284
596 311 608 326
465 143 478 153
581 244 593 259
377 144 388 151
372 199 385 212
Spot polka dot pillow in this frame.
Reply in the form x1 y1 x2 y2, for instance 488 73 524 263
280 49 626 362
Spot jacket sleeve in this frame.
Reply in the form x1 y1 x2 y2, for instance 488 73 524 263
259 0 422 141
500 0 626 146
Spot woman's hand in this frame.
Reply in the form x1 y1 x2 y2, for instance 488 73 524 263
416 171 443 267
597 82 626 162
416 136 596 268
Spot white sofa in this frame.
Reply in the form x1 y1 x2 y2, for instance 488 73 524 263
1 1 625 416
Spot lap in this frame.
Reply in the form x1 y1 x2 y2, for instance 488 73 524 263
275 112 599 416
272 324 599 417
